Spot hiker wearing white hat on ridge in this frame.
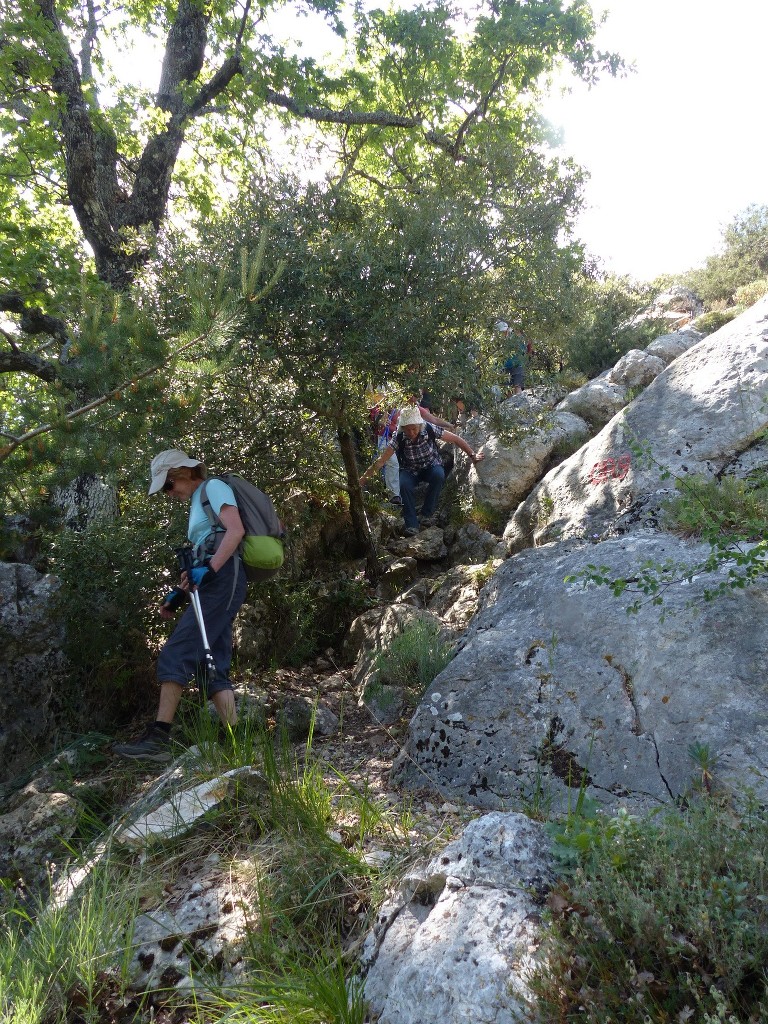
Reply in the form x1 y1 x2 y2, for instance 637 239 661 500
360 406 484 535
113 449 248 762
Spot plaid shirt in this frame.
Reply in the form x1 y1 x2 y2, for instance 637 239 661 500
388 425 444 470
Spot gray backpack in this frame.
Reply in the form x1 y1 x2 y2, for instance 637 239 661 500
200 474 284 579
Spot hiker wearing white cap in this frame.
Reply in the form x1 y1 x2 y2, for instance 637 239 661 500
360 406 484 535
113 449 248 762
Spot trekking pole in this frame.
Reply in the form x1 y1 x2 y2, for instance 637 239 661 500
174 546 217 682
188 587 217 680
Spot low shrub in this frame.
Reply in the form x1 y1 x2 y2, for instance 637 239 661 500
734 277 768 307
692 307 741 335
532 799 768 1022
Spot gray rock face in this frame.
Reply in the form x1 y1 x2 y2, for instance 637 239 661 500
606 348 666 389
394 533 768 814
646 328 702 364
0 785 83 890
465 398 591 514
444 523 506 566
388 527 448 561
555 378 627 428
362 811 553 1024
377 557 419 598
127 854 249 994
0 563 70 785
507 297 768 552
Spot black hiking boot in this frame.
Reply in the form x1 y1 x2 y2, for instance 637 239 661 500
113 724 172 763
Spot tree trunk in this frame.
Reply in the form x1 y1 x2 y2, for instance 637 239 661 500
52 474 119 531
336 426 380 582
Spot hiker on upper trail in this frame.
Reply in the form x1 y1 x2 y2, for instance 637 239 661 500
113 450 248 763
497 319 533 395
360 406 484 535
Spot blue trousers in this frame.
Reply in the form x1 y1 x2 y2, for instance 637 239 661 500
156 558 247 697
399 463 445 529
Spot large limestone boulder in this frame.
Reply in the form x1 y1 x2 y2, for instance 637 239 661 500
507 297 768 552
554 378 627 428
0 563 70 785
464 397 590 515
394 533 768 814
363 811 554 1024
646 327 702 364
606 348 666 389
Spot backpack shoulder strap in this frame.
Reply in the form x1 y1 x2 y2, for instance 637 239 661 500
199 477 226 531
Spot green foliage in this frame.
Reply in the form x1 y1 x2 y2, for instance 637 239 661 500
693 307 741 335
45 487 188 716
551 271 661 378
0 858 140 1024
368 619 454 701
258 572 374 668
735 277 768 307
531 800 768 1023
683 204 768 307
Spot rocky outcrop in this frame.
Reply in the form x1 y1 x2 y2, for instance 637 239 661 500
506 297 768 552
363 812 553 1024
464 397 590 514
0 563 70 786
646 327 702 364
605 348 666 389
0 784 83 891
554 378 627 428
395 532 768 814
443 523 506 566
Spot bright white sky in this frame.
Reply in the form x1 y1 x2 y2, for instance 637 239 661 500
543 0 768 280
127 0 768 283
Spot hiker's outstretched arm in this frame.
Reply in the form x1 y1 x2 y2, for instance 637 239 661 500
360 446 395 483
442 430 484 464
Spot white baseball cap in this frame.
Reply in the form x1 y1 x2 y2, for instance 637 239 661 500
148 449 203 495
495 320 509 332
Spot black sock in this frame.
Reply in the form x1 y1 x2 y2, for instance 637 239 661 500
153 721 172 734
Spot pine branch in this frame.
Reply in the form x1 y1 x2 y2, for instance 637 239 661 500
0 328 212 464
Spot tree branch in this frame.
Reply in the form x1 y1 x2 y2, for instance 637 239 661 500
0 290 71 352
0 328 214 464
186 55 243 118
263 88 420 130
0 349 57 381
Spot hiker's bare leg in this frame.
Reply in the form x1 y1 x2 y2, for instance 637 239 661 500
212 689 237 726
157 681 184 723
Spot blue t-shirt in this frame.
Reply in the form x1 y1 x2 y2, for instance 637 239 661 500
188 479 237 549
